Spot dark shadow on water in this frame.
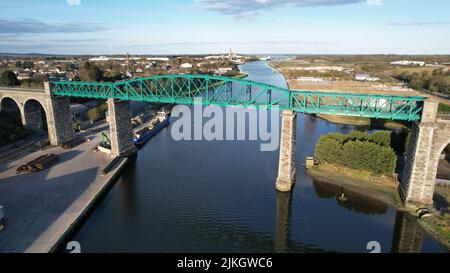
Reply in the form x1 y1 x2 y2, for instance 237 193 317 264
116 159 138 214
312 179 389 215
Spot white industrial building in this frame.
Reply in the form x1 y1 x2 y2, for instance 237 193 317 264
355 73 380 82
297 77 323 82
180 63 193 69
390 60 426 66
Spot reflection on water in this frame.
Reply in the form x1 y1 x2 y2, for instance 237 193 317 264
275 191 291 253
312 180 389 215
72 61 447 253
391 212 424 253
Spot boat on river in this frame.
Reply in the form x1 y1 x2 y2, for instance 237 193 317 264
133 113 170 147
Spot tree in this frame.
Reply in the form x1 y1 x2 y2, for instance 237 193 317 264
78 62 104 82
370 131 391 147
314 131 398 176
87 107 102 123
347 130 369 142
315 136 344 165
22 61 34 69
0 70 20 86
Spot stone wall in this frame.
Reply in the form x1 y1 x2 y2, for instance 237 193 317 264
276 111 297 192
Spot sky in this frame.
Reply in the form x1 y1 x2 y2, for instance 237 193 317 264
0 0 449 55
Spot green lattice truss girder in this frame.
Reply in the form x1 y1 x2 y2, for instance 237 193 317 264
51 74 426 121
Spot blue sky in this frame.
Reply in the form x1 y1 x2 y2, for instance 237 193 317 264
0 0 449 55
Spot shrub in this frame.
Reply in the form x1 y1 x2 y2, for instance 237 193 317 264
314 130 397 176
370 131 391 147
326 133 348 144
347 130 369 142
315 136 344 165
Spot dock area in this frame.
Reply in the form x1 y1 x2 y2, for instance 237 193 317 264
0 123 129 253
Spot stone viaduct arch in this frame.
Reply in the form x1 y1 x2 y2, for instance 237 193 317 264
0 83 74 145
0 96 23 126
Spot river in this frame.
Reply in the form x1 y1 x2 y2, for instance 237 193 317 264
72 61 447 253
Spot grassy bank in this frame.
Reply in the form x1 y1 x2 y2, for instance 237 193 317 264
235 72 249 79
418 211 450 249
317 114 407 129
307 162 450 249
318 114 371 126
307 163 402 207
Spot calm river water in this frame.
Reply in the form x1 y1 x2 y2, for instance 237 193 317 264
72 61 447 253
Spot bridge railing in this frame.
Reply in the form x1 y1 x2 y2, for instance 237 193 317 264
0 86 45 93
437 113 450 121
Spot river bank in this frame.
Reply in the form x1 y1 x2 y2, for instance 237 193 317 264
316 114 407 129
307 163 450 249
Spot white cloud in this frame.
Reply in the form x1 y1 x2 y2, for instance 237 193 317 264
195 0 378 17
67 0 81 6
366 0 382 5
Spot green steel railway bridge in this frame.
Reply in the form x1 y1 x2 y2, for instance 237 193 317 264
52 74 425 121
1 75 449 207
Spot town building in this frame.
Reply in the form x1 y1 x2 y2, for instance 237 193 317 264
355 73 380 82
390 60 426 66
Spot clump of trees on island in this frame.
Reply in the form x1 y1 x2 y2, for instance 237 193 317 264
315 130 408 176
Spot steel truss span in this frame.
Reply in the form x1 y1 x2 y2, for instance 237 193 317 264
52 74 426 121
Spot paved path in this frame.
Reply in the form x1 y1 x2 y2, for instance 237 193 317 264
0 127 125 253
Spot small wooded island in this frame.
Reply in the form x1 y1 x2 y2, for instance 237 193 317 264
308 130 450 248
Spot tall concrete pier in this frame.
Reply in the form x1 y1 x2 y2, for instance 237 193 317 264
401 100 450 206
276 111 297 192
107 98 137 158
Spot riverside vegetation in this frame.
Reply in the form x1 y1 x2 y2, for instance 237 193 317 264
309 129 450 248
315 130 398 176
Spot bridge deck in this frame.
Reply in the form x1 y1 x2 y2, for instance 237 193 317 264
49 75 427 121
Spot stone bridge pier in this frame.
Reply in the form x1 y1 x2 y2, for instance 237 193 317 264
107 98 137 158
276 111 297 192
44 83 75 145
400 100 450 207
